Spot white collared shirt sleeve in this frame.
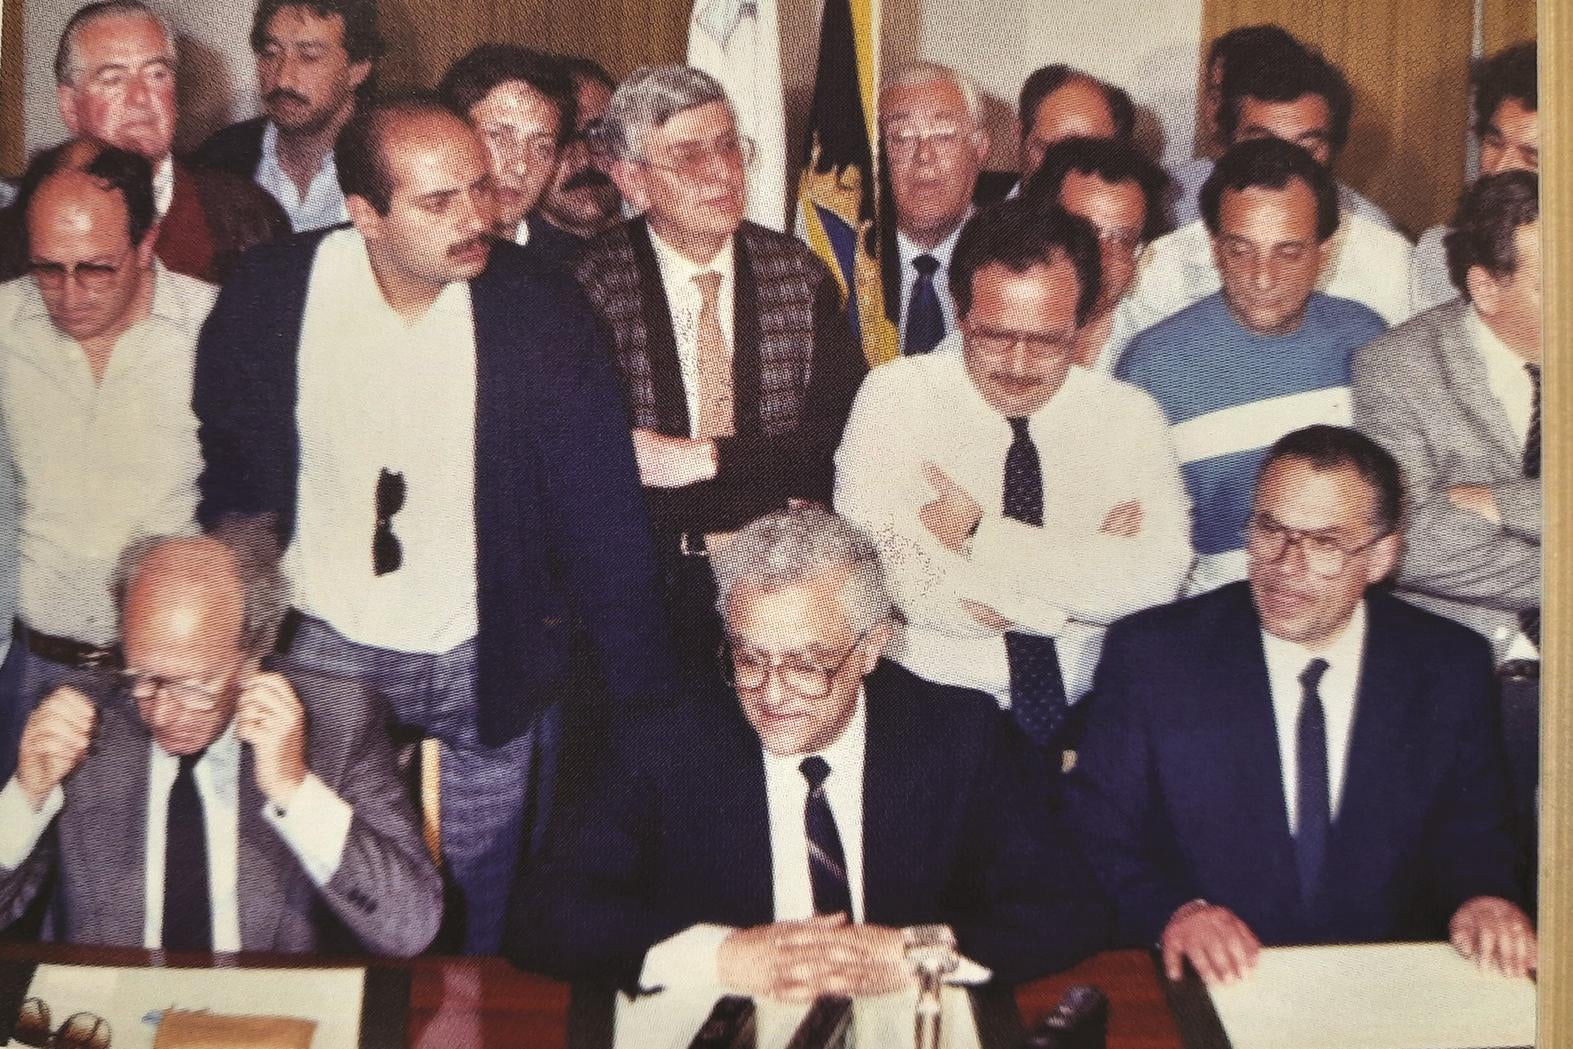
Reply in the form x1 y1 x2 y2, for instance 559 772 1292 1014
0 779 63 869
638 923 735 991
966 379 1193 631
261 772 354 887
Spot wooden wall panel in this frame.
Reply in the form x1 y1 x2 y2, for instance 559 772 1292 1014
1199 0 1474 236
1484 0 1537 55
1 0 23 175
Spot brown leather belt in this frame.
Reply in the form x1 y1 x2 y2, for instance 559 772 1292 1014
19 624 122 669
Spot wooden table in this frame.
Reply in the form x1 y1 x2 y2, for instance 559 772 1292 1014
0 944 1183 1048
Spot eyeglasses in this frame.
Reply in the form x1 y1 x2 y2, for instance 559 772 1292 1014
374 467 405 576
13 997 111 1049
1092 225 1144 257
27 247 134 293
571 117 606 149
118 668 237 713
882 122 973 163
639 134 756 181
720 630 868 699
963 323 1077 361
478 123 559 163
1245 512 1389 577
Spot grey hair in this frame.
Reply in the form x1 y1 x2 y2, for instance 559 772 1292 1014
113 514 290 657
881 61 985 129
598 64 732 162
711 507 894 636
55 0 177 85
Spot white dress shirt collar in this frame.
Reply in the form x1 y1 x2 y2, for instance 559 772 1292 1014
153 156 175 218
648 225 737 291
1260 599 1368 831
256 120 349 233
1467 304 1536 448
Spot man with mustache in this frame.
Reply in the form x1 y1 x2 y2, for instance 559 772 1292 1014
191 0 381 233
537 57 623 242
191 96 676 954
0 1 289 284
438 45 582 267
1067 425 1535 985
1116 138 1386 596
572 65 865 688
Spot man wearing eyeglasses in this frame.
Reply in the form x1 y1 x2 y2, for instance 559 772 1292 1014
438 44 584 267
878 63 991 357
0 523 442 956
0 142 211 782
511 506 1106 993
538 57 624 243
573 65 865 686
0 1 289 285
835 199 1191 754
1116 138 1386 597
1066 425 1535 985
192 96 675 954
1020 137 1171 374
190 0 380 234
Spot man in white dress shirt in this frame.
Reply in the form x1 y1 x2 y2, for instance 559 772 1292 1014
0 523 441 954
835 199 1192 751
0 142 211 779
878 62 990 356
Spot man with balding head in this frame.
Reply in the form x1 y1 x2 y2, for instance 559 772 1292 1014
878 63 991 356
0 142 211 777
0 0 290 284
1016 65 1135 183
194 94 674 953
0 522 442 955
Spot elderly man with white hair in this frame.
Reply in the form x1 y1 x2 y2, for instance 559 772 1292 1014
879 62 991 356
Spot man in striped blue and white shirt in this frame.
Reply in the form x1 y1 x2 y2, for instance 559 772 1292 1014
1117 138 1386 595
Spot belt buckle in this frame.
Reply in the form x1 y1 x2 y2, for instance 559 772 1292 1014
679 532 708 558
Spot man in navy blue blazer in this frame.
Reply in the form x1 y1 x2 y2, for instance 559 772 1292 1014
192 95 675 953
509 507 1107 995
1066 425 1535 985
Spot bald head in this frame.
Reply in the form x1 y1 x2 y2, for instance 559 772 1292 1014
123 537 246 654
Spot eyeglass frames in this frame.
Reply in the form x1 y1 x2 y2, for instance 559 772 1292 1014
718 630 869 699
12 997 111 1049
374 467 405 576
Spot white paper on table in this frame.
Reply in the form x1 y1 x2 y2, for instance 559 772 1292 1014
1206 942 1535 1049
612 983 983 1049
5 964 365 1049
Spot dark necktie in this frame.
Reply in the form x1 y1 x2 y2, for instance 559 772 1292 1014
799 756 852 916
1295 658 1331 915
1520 363 1541 648
163 753 212 951
1002 416 1068 747
904 254 945 355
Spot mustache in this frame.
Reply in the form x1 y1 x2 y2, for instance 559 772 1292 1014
563 167 614 192
448 237 489 259
265 89 310 108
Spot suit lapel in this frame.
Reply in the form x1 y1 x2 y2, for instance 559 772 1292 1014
73 710 152 946
731 232 761 436
1436 303 1520 463
859 673 937 925
1324 596 1413 907
236 745 294 950
1206 591 1301 902
627 220 692 437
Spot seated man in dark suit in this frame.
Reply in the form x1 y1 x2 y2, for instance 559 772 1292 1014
1066 425 1535 985
510 507 1107 996
0 520 441 956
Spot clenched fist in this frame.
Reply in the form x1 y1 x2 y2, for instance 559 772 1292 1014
16 687 98 808
234 672 308 807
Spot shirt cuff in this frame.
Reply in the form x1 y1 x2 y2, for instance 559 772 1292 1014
949 955 993 985
0 778 62 870
261 772 353 887
639 923 735 992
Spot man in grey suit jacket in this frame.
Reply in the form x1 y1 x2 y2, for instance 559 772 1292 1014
0 522 441 956
1352 171 1540 863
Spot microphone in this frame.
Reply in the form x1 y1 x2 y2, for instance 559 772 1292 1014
1023 985 1108 1049
686 995 756 1049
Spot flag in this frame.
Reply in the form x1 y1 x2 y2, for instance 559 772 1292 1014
688 0 788 232
794 0 898 366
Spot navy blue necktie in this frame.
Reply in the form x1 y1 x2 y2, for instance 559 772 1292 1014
1295 658 1331 915
800 756 852 916
163 754 212 951
1002 416 1068 746
904 254 945 355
